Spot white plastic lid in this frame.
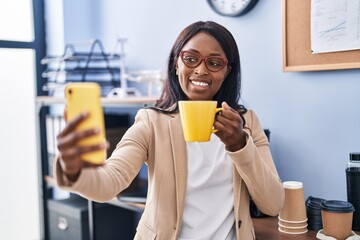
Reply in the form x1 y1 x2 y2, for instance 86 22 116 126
283 181 303 189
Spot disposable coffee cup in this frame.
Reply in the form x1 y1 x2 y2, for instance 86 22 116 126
278 225 308 234
321 200 354 240
306 196 324 231
178 101 223 142
279 181 307 222
278 222 308 229
278 218 308 228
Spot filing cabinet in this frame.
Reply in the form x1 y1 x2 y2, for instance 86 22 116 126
48 196 135 240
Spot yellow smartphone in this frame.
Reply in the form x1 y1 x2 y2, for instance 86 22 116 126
65 82 106 164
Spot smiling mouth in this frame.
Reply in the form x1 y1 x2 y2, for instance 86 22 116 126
190 80 210 87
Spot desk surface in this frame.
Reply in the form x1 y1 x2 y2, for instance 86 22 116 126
253 217 317 239
106 201 357 239
111 201 318 238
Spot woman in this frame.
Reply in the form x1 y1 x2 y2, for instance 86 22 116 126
55 21 284 240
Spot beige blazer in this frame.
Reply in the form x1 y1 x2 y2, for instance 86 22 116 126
55 108 284 240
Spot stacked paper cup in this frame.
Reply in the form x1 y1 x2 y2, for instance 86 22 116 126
278 181 308 234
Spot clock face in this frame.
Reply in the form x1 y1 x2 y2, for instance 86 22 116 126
207 0 258 17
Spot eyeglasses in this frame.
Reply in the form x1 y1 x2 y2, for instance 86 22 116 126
179 51 228 72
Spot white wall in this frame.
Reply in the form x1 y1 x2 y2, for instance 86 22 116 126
0 49 40 239
62 0 360 201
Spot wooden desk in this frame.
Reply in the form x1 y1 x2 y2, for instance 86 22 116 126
253 217 317 239
112 201 319 239
112 200 316 238
108 201 360 239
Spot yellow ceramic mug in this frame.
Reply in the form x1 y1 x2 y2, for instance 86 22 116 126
178 101 223 142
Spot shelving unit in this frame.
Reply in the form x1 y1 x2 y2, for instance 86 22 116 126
36 96 157 112
40 39 128 97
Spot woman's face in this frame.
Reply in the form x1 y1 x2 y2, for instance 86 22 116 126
176 32 231 100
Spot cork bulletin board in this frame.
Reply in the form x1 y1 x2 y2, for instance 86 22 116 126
282 0 360 72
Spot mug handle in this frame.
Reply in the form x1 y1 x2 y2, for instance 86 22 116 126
212 107 224 133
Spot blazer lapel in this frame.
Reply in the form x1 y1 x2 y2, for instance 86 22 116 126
169 113 187 228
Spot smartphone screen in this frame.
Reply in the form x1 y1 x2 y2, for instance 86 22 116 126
65 82 106 164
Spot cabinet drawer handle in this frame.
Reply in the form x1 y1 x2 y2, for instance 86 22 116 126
57 217 68 230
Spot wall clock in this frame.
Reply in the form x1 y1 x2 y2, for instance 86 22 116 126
207 0 258 17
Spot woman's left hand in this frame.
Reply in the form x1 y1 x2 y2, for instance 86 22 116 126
214 102 247 152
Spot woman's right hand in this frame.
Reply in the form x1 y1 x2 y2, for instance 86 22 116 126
56 111 107 182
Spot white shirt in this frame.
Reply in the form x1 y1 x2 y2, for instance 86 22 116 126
179 134 236 240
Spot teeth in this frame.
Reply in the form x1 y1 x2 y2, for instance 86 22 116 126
191 81 209 87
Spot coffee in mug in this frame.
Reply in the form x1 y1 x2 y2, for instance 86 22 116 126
178 101 223 142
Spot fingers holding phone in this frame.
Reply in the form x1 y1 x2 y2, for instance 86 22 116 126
56 83 107 180
64 82 107 164
57 110 108 181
